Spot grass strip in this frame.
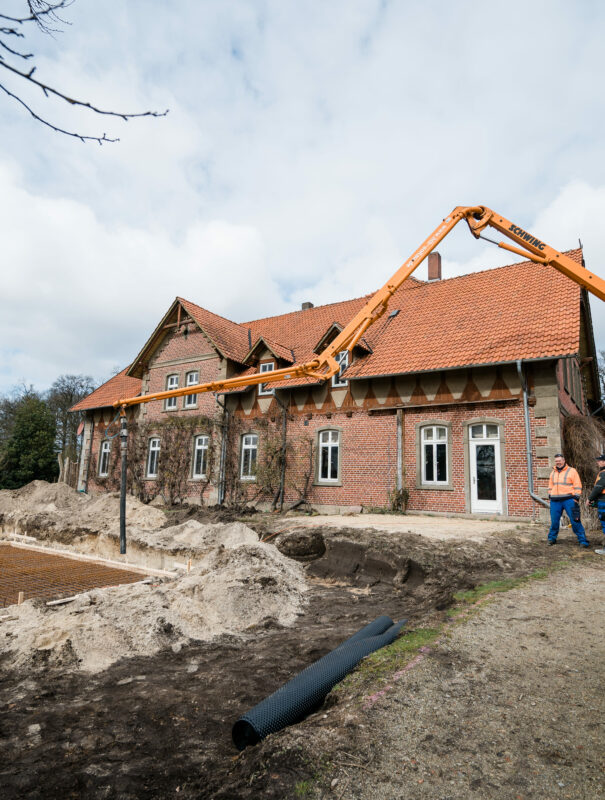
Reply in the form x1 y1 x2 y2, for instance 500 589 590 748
336 558 578 698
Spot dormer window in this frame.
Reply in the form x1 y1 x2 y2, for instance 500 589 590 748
332 351 349 388
258 362 275 395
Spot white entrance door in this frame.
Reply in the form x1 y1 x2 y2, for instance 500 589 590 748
470 424 502 514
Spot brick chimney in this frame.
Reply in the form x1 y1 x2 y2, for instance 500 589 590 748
301 301 314 310
428 252 442 281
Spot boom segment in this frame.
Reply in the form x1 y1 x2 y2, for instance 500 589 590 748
115 205 605 411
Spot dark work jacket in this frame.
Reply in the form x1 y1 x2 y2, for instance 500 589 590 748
589 468 605 502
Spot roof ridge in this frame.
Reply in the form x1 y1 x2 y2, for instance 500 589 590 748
178 296 246 330
243 292 373 326
427 247 583 286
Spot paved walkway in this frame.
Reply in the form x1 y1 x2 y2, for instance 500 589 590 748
282 512 524 542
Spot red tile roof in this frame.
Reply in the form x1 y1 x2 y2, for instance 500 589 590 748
178 297 250 363
246 335 294 364
70 368 141 411
74 251 586 409
345 251 584 378
243 251 584 384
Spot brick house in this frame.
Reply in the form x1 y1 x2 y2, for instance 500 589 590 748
71 250 602 519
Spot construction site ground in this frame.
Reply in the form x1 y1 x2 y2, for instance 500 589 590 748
0 486 603 799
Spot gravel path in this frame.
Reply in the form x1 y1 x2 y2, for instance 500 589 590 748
329 562 605 800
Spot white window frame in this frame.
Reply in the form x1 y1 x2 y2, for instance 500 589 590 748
470 423 499 440
98 440 111 477
258 362 275 396
421 425 448 485
192 434 209 479
240 434 258 480
318 429 340 482
164 374 178 410
184 371 199 408
332 350 349 387
147 437 160 478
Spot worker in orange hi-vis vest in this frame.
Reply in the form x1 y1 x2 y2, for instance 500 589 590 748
547 453 590 547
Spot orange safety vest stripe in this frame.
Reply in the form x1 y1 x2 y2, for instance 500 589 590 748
593 470 605 497
549 466 582 497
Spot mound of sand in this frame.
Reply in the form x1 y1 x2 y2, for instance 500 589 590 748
0 540 307 674
134 519 259 551
0 481 167 538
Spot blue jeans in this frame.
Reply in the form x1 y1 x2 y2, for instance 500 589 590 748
548 498 588 544
597 500 605 537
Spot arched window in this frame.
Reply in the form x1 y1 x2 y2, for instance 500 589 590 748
421 425 448 484
164 374 178 410
192 434 209 478
318 429 340 482
184 371 199 407
240 434 258 479
98 440 111 477
147 437 160 478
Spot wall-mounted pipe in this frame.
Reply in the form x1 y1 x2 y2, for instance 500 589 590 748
516 360 549 509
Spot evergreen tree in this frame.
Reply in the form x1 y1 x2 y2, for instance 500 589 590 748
0 395 58 489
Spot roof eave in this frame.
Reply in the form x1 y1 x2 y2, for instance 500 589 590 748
347 355 572 381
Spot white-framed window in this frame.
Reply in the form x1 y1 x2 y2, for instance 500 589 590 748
332 351 349 387
184 371 199 408
319 429 340 482
165 374 178 410
98 440 111 477
258 362 275 395
147 437 160 478
192 434 209 478
240 434 258 480
470 423 499 440
421 425 448 484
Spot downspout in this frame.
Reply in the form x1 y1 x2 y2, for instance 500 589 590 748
215 394 229 506
396 409 403 492
516 360 548 509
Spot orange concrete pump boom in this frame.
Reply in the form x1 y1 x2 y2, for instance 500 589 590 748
115 205 605 410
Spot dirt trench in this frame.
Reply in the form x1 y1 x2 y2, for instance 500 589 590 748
0 522 588 799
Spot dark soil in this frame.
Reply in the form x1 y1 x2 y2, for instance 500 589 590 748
0 523 575 799
160 503 259 527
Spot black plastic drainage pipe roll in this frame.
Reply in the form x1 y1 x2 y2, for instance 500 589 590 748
232 615 406 750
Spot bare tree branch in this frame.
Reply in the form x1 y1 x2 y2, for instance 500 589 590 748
1 1 167 143
0 1 71 30
0 80 118 143
0 37 32 57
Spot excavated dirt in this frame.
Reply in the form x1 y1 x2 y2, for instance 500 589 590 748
0 484 603 798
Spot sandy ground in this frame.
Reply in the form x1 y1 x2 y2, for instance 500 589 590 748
280 512 524 541
1 482 604 799
322 563 605 800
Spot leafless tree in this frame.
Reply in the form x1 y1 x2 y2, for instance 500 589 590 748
0 1 167 143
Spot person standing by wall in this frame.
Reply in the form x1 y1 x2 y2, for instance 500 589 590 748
547 453 590 548
588 453 605 555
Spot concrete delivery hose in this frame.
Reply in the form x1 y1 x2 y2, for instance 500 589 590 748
232 615 406 750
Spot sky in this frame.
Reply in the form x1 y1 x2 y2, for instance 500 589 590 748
1 0 604 395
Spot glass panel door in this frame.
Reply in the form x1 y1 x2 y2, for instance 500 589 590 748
470 434 502 513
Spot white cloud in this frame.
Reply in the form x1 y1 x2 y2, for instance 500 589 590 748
0 0 604 393
0 163 285 390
